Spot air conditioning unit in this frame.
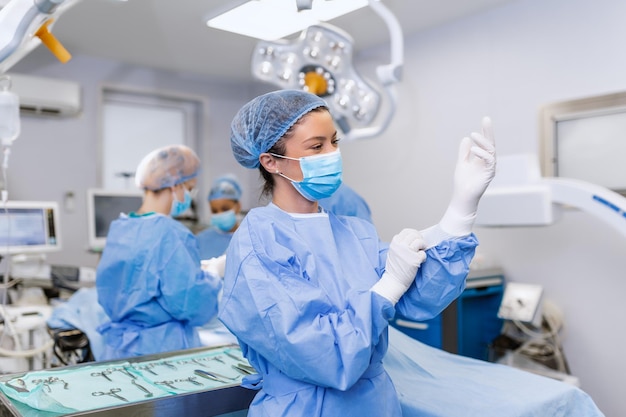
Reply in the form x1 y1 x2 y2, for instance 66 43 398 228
5 72 82 117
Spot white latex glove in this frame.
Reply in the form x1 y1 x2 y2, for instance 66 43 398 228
371 229 427 305
201 254 226 278
440 116 496 237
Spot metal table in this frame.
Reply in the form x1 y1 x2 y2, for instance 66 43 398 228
0 345 256 417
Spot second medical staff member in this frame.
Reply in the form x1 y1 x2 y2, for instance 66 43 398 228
197 175 243 259
96 144 222 360
219 90 496 416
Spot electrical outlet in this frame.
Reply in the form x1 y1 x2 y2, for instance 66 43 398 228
498 282 543 326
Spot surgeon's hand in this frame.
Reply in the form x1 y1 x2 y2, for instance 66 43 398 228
201 254 226 278
440 117 496 236
371 229 427 305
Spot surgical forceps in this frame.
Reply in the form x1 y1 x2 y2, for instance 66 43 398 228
131 379 153 397
92 388 128 402
194 369 238 383
32 377 68 392
113 367 137 380
91 370 113 381
175 376 203 386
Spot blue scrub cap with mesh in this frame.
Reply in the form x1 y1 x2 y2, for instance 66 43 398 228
135 144 200 190
230 90 327 169
208 175 242 201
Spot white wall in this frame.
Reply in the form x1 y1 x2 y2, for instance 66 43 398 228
4 0 623 414
344 0 624 415
8 50 258 268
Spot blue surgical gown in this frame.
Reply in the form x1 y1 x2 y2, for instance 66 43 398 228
196 226 234 259
218 203 478 417
318 183 373 223
96 213 222 361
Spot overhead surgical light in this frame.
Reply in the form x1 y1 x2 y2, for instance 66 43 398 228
250 0 403 140
0 0 80 74
206 0 368 41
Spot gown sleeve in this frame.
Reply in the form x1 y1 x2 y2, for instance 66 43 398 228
158 232 222 326
395 233 479 321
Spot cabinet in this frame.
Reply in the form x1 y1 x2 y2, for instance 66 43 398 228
390 268 504 361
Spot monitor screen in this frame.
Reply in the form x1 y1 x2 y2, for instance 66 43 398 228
87 189 143 251
0 201 61 255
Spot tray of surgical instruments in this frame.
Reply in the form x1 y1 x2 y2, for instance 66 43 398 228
0 344 257 417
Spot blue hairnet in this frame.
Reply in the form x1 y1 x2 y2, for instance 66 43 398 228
135 144 200 190
208 175 242 201
231 90 327 169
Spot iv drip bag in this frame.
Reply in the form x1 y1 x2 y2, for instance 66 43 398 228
0 76 20 146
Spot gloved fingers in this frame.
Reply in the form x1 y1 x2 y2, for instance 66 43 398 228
415 250 427 264
481 116 495 148
395 228 424 247
407 236 426 251
469 142 496 166
469 132 496 155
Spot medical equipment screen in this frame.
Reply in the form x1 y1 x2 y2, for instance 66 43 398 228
87 189 142 251
0 202 60 255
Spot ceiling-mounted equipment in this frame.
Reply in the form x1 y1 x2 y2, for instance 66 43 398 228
250 0 403 141
0 0 81 74
206 0 368 41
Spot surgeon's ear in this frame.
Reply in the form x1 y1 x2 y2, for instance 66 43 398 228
259 153 277 173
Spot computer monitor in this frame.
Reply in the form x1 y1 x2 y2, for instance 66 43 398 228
86 189 143 251
0 201 61 255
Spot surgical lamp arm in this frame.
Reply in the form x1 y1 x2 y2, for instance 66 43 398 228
0 0 78 73
345 0 403 141
542 177 626 239
369 0 403 85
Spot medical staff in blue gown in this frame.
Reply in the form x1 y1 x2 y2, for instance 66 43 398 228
319 182 373 223
219 90 496 417
96 144 222 361
196 175 243 259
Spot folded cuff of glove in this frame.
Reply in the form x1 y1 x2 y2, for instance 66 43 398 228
420 207 475 249
371 272 410 306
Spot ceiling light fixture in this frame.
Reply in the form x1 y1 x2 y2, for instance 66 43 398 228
251 0 403 141
206 0 368 41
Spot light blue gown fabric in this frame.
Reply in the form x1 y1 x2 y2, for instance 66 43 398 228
218 203 478 417
318 183 373 223
196 226 234 259
96 213 222 361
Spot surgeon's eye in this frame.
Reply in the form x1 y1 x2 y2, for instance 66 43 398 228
332 137 342 146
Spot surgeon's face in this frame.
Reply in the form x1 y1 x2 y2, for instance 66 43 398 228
210 198 240 215
276 110 339 182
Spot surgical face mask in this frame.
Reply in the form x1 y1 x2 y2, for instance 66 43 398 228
211 209 237 232
271 149 343 201
170 188 192 217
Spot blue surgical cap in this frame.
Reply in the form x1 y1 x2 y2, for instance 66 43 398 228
208 175 242 201
230 90 327 169
135 144 200 191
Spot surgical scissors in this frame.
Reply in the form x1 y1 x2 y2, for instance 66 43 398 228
92 388 128 402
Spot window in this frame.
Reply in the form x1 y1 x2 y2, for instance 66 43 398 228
540 92 626 196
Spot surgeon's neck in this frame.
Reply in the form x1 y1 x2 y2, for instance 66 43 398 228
272 182 318 214
139 189 173 215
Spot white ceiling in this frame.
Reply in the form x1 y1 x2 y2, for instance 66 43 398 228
50 0 515 82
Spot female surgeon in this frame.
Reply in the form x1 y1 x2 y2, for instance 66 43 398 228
196 175 243 259
96 144 222 361
218 90 496 417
